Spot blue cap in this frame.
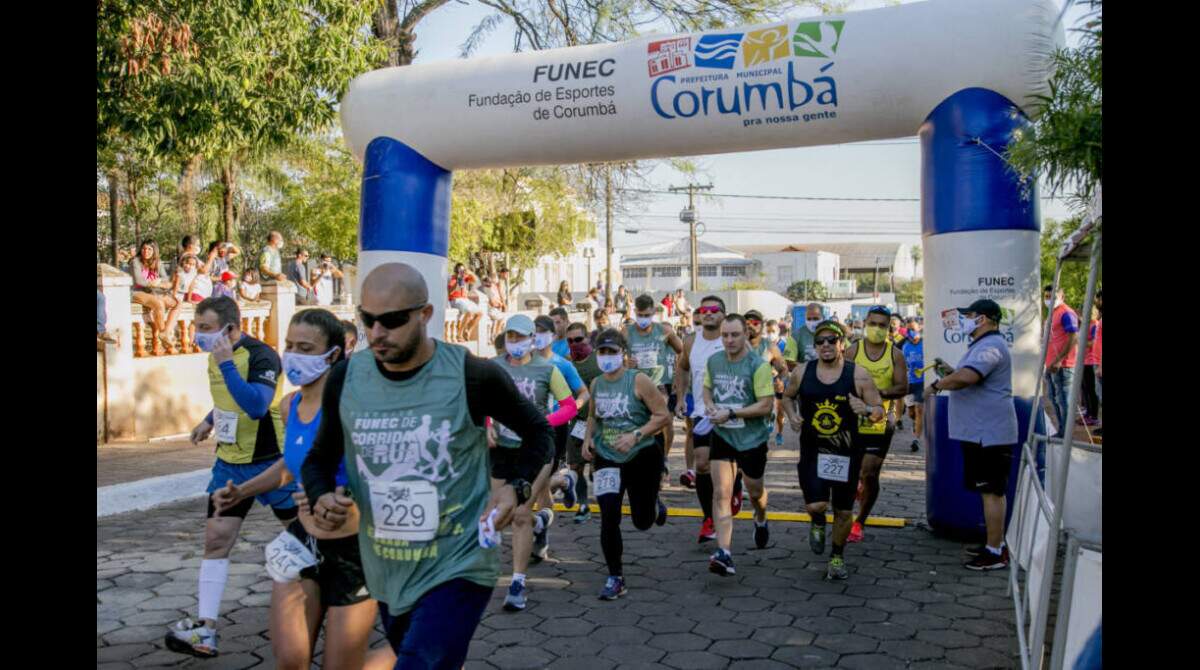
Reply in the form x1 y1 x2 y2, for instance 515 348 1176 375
505 314 535 336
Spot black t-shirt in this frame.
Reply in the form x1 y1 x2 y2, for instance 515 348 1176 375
799 360 859 454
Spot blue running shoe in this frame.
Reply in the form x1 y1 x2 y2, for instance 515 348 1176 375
708 549 736 576
775 432 784 447
561 470 578 509
574 505 591 524
656 499 668 526
503 580 527 611
599 576 627 600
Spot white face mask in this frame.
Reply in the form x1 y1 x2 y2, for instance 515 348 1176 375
505 338 532 359
806 318 822 332
765 332 778 342
1045 298 1054 309
597 353 624 373
195 326 230 352
283 347 339 386
533 332 553 350
635 316 654 329
957 314 981 334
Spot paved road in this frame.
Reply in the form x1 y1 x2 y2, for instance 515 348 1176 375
98 421 1020 669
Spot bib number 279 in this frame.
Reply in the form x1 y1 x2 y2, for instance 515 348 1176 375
369 480 439 542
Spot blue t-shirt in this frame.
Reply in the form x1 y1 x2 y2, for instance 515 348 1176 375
902 337 924 386
540 351 584 412
948 332 1018 446
284 393 347 486
551 338 570 360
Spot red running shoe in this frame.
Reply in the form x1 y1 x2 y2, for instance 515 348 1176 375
847 521 864 543
698 517 716 543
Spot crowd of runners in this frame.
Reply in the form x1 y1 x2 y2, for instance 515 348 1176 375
159 262 966 668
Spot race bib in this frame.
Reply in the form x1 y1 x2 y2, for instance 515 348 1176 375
570 420 587 440
495 422 521 443
817 453 851 482
634 349 658 369
369 479 440 542
716 403 745 429
594 467 621 496
213 408 239 443
264 530 317 583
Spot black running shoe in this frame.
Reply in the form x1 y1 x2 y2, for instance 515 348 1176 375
754 520 769 549
965 547 1010 571
656 499 668 527
910 439 920 453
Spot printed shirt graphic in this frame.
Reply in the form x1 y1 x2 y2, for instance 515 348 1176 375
742 25 790 67
704 351 774 450
339 341 495 616
798 361 858 454
903 338 925 386
647 37 692 76
592 369 653 464
695 33 743 69
491 356 566 447
626 323 668 385
792 20 845 58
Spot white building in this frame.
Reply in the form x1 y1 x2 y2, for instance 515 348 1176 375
734 241 923 287
751 248 842 296
514 238 619 300
618 239 760 294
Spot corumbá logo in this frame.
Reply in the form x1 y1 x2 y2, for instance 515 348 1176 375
695 33 742 70
651 62 837 119
793 20 844 58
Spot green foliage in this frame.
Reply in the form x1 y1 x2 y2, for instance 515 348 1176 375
1007 1 1101 211
728 279 767 291
896 279 923 307
270 135 364 262
1040 217 1095 310
786 279 829 302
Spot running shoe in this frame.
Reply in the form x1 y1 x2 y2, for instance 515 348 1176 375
561 470 578 509
708 549 736 576
754 520 770 549
598 576 627 600
965 547 1010 571
910 439 920 453
826 556 848 580
964 544 989 558
531 510 550 562
847 521 864 544
656 499 668 527
165 618 219 658
897 419 905 431
503 580 527 611
698 517 716 543
574 505 592 524
809 524 826 555
680 470 696 489
775 432 784 447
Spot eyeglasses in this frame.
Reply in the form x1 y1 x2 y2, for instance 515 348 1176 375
358 304 427 330
567 336 587 344
696 305 723 315
814 335 841 346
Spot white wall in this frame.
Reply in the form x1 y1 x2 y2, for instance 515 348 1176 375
519 239 616 297
754 251 840 294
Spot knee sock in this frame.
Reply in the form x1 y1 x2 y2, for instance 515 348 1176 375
696 472 714 521
575 471 588 506
197 558 230 624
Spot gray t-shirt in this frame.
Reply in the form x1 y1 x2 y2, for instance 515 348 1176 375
287 259 310 299
948 331 1018 447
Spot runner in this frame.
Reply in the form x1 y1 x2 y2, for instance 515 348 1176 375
703 314 777 576
565 321 603 523
745 310 790 448
210 311 377 669
843 307 908 543
781 320 885 580
166 297 295 658
492 315 578 609
784 302 825 368
531 314 589 557
582 329 671 598
548 307 572 358
676 307 705 490
624 295 684 483
301 263 555 668
901 317 925 452
674 296 730 542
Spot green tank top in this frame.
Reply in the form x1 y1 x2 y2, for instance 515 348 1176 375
339 342 495 616
662 343 676 386
706 350 772 450
491 354 554 448
625 323 668 385
592 369 654 463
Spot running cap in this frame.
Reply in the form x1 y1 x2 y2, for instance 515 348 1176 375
866 305 891 318
505 314 535 336
744 309 764 322
813 320 845 338
593 328 626 352
533 315 556 333
957 299 1002 322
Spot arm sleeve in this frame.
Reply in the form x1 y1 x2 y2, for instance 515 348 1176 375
548 368 572 402
546 396 578 427
783 337 799 362
752 362 775 399
301 361 348 502
465 356 554 482
217 361 275 419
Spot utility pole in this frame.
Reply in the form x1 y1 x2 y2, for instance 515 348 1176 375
669 182 713 291
873 256 881 300
604 166 613 306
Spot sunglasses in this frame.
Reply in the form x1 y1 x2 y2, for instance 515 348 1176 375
697 305 723 315
814 335 841 346
747 319 762 327
358 304 427 330
567 336 587 344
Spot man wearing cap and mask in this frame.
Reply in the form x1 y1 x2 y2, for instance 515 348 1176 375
929 299 1017 571
784 302 825 368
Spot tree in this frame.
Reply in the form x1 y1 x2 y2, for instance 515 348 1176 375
896 278 923 307
271 135 365 263
1040 217 1093 310
786 280 829 302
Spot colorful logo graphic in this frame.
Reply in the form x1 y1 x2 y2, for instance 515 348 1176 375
694 33 743 69
812 400 842 435
742 25 790 67
647 37 692 77
793 20 844 58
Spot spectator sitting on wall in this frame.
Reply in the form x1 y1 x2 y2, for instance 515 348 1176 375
258 231 287 282
213 271 238 299
238 269 262 302
130 238 182 354
557 281 573 307
172 254 209 305
206 241 241 280
482 275 507 341
447 262 481 343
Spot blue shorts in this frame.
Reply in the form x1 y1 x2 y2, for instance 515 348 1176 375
380 578 492 668
685 393 695 416
206 457 299 519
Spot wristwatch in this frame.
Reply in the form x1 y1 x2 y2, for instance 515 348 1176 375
931 380 941 393
508 478 532 506
633 429 644 442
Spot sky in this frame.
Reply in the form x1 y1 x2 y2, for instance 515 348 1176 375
409 0 1089 256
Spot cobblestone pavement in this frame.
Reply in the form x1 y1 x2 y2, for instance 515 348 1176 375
98 422 1019 669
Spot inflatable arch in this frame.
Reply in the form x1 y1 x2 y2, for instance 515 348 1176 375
340 0 1062 536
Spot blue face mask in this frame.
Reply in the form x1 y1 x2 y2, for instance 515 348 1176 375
283 347 339 386
597 353 624 373
533 332 553 350
505 338 532 359
195 326 231 352
635 316 654 329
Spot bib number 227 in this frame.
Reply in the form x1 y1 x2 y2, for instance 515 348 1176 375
817 453 850 483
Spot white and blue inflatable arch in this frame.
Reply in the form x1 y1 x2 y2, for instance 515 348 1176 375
340 0 1061 536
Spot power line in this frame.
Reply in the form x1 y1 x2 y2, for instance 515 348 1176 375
623 212 919 224
618 187 1063 202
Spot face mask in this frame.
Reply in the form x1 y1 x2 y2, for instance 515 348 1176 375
865 325 888 344
957 315 981 334
1045 298 1054 309
505 338 532 358
908 331 921 342
852 328 864 338
569 340 593 361
765 332 778 342
635 316 653 329
806 318 822 332
283 348 339 386
597 353 624 373
195 327 230 352
533 332 553 350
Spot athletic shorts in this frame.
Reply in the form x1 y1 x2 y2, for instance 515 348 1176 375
797 443 864 511
961 442 1013 495
451 297 480 314
553 423 570 470
206 458 299 520
657 385 678 415
487 308 506 321
566 434 586 468
489 445 553 481
379 578 492 668
858 428 895 459
286 519 370 607
707 432 769 480
905 385 925 406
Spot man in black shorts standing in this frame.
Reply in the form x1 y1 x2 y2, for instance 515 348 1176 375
782 320 885 580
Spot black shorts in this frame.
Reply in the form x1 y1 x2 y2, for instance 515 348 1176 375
858 428 895 459
707 432 769 480
961 443 1013 495
566 433 587 468
553 424 570 470
489 445 553 481
287 520 370 608
657 385 678 416
797 442 864 511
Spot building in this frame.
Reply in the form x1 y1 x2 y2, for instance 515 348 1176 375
735 241 922 293
514 238 620 301
751 248 842 296
618 239 760 294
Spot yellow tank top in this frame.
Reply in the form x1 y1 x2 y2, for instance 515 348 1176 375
854 340 894 435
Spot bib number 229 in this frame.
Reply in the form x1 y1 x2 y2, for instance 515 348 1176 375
369 480 439 542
